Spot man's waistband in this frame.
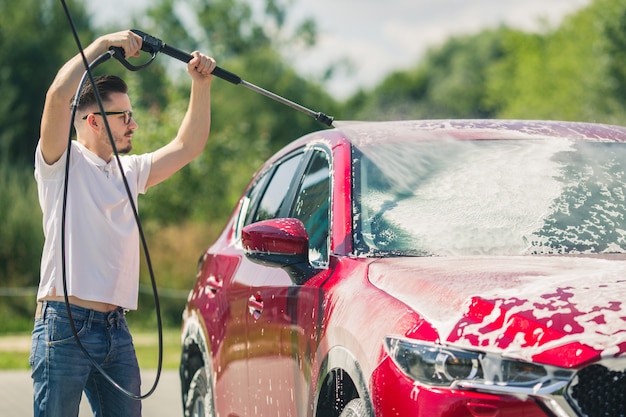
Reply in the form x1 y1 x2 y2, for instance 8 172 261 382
35 300 125 321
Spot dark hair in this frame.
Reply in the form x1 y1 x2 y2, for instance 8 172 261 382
74 75 128 110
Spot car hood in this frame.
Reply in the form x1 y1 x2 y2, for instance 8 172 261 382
368 255 626 367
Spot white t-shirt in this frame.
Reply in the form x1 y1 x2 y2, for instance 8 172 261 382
34 140 152 310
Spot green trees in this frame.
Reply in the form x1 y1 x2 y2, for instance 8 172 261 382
344 29 509 120
484 0 623 122
0 0 94 330
129 0 337 224
347 0 626 125
0 0 93 164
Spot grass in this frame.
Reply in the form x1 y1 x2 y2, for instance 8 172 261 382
135 327 183 370
0 327 183 370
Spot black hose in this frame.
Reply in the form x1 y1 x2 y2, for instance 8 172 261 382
58 0 162 400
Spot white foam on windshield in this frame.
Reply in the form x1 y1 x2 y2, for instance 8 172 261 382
361 138 572 256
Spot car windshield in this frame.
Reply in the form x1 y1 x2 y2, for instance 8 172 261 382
353 138 626 256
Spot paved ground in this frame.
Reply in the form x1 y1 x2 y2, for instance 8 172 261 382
0 369 183 417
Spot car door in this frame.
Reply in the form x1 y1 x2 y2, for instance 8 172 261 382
245 148 332 417
203 150 306 417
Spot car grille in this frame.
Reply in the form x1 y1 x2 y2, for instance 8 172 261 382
567 364 626 417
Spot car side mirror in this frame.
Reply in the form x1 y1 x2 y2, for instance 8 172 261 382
242 218 317 284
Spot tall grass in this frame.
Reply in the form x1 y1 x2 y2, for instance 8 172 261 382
133 220 222 329
0 162 42 332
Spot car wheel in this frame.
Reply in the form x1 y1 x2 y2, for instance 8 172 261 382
184 367 213 417
339 398 369 417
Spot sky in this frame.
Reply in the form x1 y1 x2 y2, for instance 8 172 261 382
86 0 592 99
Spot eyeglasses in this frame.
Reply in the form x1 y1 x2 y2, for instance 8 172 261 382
82 110 133 125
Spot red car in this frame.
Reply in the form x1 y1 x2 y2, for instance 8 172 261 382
179 120 626 417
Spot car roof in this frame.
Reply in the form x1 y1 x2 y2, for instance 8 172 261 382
333 119 626 146
261 119 626 173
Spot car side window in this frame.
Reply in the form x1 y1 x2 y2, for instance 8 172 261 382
291 150 331 266
247 152 304 225
235 170 270 239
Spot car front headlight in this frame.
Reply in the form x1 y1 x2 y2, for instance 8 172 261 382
384 336 574 395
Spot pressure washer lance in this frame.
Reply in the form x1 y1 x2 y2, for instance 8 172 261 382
114 29 334 127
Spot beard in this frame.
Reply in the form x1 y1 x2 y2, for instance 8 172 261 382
116 140 132 154
103 130 133 154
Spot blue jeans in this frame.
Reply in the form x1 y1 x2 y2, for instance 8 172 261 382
30 301 142 417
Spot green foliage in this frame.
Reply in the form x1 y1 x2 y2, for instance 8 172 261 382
600 0 626 113
0 162 43 332
0 163 42 285
131 0 337 225
344 28 509 120
0 0 93 165
347 0 626 125
138 0 317 58
483 0 626 122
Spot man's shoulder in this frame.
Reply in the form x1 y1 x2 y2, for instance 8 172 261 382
121 151 153 166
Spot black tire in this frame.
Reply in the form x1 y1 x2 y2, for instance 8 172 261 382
184 367 214 417
339 398 370 417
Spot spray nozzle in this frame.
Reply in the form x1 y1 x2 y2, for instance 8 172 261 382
315 112 334 127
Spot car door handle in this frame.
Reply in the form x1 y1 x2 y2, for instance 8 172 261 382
248 294 263 320
205 274 223 293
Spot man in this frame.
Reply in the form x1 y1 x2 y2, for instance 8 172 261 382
30 30 216 417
